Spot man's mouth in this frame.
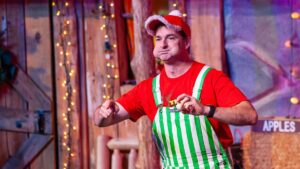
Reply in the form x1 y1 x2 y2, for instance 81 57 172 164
159 51 169 54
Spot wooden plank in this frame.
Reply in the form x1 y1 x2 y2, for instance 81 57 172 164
30 142 55 169
113 0 139 141
25 0 53 99
131 0 160 169
3 0 29 161
107 138 139 150
83 1 117 168
2 134 53 169
114 0 130 84
118 85 138 139
24 1 55 168
6 0 26 70
0 107 52 134
0 1 10 167
24 1 56 168
52 1 82 168
10 66 51 110
75 0 90 168
187 0 225 71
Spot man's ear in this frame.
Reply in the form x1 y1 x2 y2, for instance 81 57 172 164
184 38 191 50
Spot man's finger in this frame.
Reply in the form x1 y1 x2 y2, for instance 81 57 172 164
179 97 191 105
176 93 189 102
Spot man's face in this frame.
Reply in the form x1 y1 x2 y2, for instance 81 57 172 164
153 26 188 64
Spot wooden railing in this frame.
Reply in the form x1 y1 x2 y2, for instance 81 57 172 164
97 135 138 169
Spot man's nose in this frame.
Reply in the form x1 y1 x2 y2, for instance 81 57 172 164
161 39 168 48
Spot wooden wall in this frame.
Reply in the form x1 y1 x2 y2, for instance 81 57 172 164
187 0 225 71
0 0 138 168
0 0 55 168
0 0 225 168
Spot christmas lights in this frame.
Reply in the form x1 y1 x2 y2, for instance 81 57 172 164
286 10 300 117
98 0 119 100
52 1 77 168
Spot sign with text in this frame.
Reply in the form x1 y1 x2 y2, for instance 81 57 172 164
252 118 300 133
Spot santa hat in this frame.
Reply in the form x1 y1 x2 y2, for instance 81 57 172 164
144 10 191 38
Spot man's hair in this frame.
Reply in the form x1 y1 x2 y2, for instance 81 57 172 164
154 23 188 40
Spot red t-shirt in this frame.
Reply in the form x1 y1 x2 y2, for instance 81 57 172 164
117 62 247 148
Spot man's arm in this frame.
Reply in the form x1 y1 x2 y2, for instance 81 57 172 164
177 94 258 126
93 99 130 127
203 101 258 125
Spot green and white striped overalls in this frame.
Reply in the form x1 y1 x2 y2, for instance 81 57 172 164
151 66 231 169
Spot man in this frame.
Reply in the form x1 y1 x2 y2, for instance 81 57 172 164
94 10 257 168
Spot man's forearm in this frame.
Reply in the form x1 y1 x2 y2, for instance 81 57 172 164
205 101 258 126
94 102 130 127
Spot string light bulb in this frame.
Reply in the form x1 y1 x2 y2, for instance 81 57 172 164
290 96 299 104
291 12 300 19
285 40 292 48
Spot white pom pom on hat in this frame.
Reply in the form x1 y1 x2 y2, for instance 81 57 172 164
144 10 190 38
169 10 183 17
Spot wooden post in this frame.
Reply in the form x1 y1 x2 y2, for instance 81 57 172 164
1 0 28 166
114 0 130 84
187 0 225 71
83 1 120 168
74 1 90 169
131 0 160 169
96 135 111 169
128 149 138 169
52 1 82 168
111 149 123 169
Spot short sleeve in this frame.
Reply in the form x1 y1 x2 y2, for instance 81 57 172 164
117 81 147 121
210 69 247 107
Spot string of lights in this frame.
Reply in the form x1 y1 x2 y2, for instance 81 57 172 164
169 0 187 18
98 1 119 101
52 1 76 168
287 10 300 117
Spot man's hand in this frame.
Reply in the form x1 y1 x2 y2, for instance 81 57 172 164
93 99 120 127
176 94 209 115
176 94 258 125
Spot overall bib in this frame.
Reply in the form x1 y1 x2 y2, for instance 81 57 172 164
151 66 231 169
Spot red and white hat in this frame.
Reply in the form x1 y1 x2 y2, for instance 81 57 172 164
144 10 191 38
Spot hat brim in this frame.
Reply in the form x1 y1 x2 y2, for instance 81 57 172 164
144 15 182 37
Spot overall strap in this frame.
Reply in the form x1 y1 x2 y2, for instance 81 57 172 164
192 65 212 100
152 74 163 106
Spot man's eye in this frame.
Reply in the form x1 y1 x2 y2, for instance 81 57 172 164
168 36 176 40
156 38 161 41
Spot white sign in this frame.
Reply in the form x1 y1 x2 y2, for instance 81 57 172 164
252 119 300 133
